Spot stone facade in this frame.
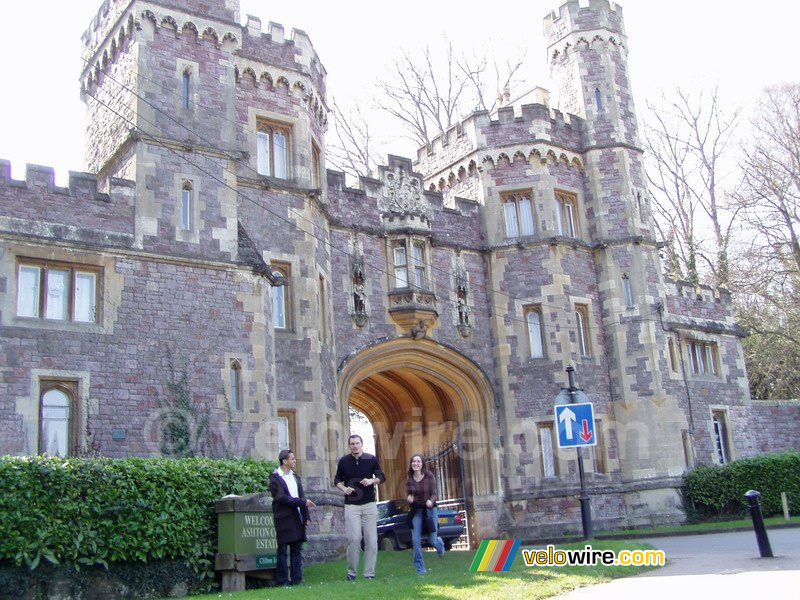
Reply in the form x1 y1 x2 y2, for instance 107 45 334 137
1 0 797 554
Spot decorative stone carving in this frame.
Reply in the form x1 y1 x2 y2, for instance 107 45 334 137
382 165 429 218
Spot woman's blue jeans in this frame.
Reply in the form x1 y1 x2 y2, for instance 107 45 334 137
411 507 445 574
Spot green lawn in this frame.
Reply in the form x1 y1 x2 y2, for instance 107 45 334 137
592 515 800 538
182 540 660 600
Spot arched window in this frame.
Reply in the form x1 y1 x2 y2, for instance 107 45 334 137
257 121 290 178
555 191 579 238
40 384 76 456
271 264 290 329
594 87 603 111
622 273 634 307
181 181 193 230
526 306 545 358
575 304 590 356
182 70 191 109
229 360 242 412
502 194 534 238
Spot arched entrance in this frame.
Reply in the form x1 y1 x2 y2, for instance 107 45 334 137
338 338 501 546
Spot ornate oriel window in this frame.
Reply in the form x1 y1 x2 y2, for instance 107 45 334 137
391 238 428 289
502 193 534 238
257 120 290 178
17 260 99 323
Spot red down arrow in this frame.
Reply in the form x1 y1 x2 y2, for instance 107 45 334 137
579 419 593 443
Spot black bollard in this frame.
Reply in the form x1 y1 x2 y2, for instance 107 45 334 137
744 490 774 558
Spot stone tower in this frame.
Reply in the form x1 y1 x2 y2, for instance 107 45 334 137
76 0 339 546
545 0 692 486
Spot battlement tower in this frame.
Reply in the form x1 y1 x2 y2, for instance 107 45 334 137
544 0 638 149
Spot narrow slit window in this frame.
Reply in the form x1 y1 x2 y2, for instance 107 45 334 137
230 361 242 412
181 181 193 230
271 264 290 330
594 87 603 111
622 274 634 307
182 71 191 109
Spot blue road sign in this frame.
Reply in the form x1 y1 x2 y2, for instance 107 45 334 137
555 402 596 448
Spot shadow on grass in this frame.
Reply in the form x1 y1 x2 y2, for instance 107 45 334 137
182 540 660 600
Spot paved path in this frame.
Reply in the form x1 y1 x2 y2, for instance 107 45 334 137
559 529 800 599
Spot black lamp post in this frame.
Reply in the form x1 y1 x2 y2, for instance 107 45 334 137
566 365 593 540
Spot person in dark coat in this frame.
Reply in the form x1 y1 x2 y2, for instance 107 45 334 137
269 449 316 586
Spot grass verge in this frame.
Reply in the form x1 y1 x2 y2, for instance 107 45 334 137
590 515 800 539
180 539 660 600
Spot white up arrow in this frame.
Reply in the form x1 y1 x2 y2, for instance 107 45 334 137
559 407 576 440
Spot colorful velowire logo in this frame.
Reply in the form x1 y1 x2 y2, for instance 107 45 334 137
469 540 521 571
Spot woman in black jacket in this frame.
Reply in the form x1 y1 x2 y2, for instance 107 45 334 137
269 449 316 586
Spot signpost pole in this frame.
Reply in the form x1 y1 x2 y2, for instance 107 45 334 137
566 366 593 540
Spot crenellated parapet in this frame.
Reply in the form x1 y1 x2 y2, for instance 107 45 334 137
80 2 327 128
415 98 586 197
0 160 136 244
543 0 626 49
662 279 743 336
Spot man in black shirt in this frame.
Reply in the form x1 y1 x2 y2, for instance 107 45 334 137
334 434 386 580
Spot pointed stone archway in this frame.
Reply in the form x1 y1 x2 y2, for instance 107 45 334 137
338 338 501 545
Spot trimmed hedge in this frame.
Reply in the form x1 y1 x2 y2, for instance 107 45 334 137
681 451 800 521
0 455 277 595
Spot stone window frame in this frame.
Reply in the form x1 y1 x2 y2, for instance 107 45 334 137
668 337 679 372
256 119 291 179
311 141 321 188
180 180 193 231
622 273 634 308
537 421 559 478
389 235 430 290
176 60 199 113
319 273 328 343
229 359 243 412
39 379 80 457
687 339 719 378
277 409 297 462
501 191 535 239
574 302 591 357
524 304 546 359
555 190 580 238
710 408 733 465
16 258 101 324
271 262 292 331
